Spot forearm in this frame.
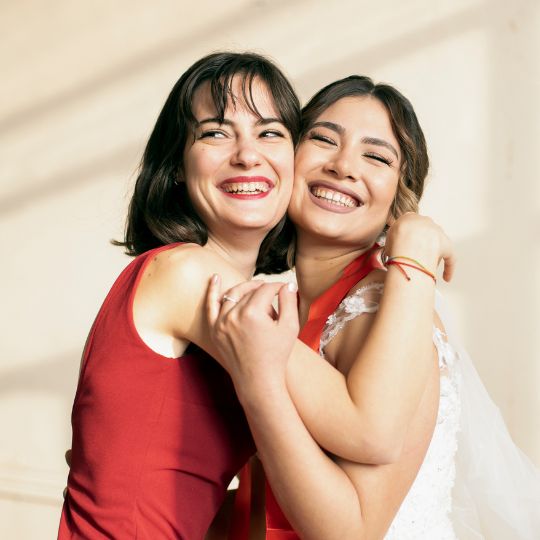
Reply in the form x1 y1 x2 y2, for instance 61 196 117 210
237 379 363 540
346 247 438 453
286 241 438 462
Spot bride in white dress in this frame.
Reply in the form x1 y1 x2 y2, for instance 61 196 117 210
206 76 540 539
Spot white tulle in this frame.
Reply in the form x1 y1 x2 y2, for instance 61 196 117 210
435 291 540 539
320 284 540 539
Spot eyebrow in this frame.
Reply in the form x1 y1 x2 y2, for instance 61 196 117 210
195 116 284 128
362 136 399 160
311 121 399 159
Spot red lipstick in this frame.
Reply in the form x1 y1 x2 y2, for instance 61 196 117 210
219 176 274 200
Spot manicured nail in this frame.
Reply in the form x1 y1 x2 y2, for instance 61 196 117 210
287 282 298 293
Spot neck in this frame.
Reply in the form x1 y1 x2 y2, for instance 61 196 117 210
295 231 375 321
204 229 266 279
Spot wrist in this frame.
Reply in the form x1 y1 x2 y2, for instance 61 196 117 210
234 370 288 411
385 233 439 268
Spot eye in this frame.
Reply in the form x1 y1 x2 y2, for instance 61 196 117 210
309 130 337 146
198 129 228 140
260 129 285 139
364 152 393 166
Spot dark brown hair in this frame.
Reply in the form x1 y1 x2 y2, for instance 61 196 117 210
301 75 429 220
115 51 300 274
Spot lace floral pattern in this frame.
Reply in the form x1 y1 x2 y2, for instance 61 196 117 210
320 283 461 539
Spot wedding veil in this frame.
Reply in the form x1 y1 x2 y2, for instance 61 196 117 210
435 291 540 539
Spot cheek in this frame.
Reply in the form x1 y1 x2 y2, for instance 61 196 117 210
184 147 222 181
273 146 295 178
371 172 399 207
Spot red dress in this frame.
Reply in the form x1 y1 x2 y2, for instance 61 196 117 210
58 243 255 539
229 246 383 540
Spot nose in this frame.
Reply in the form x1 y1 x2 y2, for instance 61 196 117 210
323 146 359 181
230 137 262 169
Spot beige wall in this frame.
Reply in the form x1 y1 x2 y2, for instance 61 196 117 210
1 0 539 537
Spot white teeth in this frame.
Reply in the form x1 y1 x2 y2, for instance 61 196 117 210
310 187 357 208
222 181 270 194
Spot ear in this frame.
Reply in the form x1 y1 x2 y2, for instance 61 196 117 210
176 166 185 184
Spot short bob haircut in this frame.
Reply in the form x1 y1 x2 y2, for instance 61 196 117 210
116 51 301 274
300 75 429 221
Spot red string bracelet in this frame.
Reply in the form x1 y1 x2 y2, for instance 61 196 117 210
384 256 437 283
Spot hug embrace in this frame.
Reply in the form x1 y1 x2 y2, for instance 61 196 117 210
58 52 540 539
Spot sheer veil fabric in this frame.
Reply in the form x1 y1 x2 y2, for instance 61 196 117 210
435 291 540 539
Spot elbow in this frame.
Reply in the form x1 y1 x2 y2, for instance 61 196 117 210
368 444 403 465
354 427 406 465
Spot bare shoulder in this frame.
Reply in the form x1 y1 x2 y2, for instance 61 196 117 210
135 243 246 342
324 271 386 372
147 243 244 291
147 243 213 287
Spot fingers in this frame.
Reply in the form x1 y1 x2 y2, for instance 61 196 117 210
442 253 456 282
239 282 286 318
218 280 266 318
63 448 72 500
277 282 299 332
206 276 267 325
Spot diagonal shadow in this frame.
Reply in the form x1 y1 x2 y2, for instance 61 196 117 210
0 350 80 398
294 1 492 94
0 0 307 136
0 142 139 215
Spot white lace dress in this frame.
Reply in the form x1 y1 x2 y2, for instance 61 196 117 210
319 283 461 539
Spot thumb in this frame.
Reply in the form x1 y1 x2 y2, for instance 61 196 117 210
206 274 222 326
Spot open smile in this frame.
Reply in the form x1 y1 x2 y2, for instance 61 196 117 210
308 182 363 213
219 176 274 200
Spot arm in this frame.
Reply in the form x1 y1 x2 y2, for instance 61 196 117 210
206 215 454 463
229 285 441 539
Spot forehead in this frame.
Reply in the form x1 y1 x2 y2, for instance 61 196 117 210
191 76 279 119
317 96 397 141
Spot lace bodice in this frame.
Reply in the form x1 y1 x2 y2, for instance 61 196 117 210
320 283 461 539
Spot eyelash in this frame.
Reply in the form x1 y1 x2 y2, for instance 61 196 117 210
261 129 285 138
198 129 226 139
364 152 393 166
310 131 393 166
309 131 336 145
198 129 284 139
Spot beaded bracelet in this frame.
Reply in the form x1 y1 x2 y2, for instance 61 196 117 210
383 255 437 283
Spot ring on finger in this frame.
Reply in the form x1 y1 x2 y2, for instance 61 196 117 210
222 294 239 304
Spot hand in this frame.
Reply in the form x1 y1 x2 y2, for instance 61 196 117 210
63 449 72 499
385 213 456 282
205 276 299 400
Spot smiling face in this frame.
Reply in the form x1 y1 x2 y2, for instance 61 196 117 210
289 96 401 249
182 76 295 240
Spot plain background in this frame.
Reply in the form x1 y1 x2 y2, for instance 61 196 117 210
1 0 539 537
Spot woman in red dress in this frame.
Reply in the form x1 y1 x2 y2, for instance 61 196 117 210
58 51 300 539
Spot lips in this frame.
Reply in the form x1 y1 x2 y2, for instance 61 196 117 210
308 181 363 210
219 176 274 199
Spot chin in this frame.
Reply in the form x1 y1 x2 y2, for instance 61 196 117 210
231 214 281 232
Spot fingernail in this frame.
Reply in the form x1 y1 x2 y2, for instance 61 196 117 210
212 274 219 284
287 282 298 293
